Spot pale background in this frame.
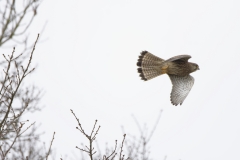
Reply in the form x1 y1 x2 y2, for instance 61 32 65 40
13 0 240 159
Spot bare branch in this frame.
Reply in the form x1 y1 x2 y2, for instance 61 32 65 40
46 132 55 160
71 109 101 160
119 134 126 160
0 0 42 47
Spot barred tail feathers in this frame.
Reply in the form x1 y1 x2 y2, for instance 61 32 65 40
137 51 165 81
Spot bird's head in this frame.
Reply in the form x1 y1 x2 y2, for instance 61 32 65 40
190 63 200 72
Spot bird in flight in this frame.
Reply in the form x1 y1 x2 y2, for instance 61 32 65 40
137 51 199 106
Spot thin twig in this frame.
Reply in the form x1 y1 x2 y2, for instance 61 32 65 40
46 132 55 160
119 134 126 160
105 140 117 160
19 122 35 136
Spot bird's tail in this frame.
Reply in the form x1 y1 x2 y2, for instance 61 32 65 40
137 51 165 81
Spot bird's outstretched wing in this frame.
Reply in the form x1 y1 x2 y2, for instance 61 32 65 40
165 55 191 63
168 74 194 106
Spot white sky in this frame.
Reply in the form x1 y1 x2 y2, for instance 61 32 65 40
11 0 240 159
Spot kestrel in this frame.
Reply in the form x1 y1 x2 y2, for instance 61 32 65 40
137 51 199 106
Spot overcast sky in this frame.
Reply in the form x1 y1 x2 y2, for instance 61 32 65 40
16 0 240 159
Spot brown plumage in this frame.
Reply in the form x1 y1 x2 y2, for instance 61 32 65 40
137 51 199 106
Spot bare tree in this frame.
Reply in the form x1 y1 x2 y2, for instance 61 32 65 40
0 34 55 160
0 0 56 159
0 33 39 159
